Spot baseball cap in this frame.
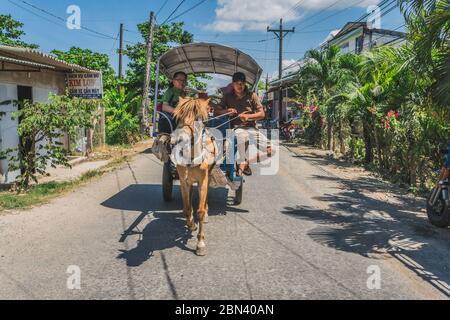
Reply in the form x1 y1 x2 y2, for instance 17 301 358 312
232 72 246 83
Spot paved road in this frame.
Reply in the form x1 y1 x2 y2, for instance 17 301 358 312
0 145 449 299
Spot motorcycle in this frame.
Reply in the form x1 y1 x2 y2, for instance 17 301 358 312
280 118 302 141
426 143 450 228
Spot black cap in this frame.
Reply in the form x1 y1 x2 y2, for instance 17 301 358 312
232 72 246 83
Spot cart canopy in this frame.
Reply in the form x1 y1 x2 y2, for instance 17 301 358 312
158 42 263 87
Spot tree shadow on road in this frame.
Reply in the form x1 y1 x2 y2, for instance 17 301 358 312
281 174 450 298
101 184 248 266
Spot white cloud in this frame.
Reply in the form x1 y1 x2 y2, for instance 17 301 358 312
204 0 379 32
204 74 232 95
282 58 300 71
267 58 306 80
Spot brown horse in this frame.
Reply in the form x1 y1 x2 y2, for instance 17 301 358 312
171 97 216 256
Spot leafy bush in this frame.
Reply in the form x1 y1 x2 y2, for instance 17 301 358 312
1 94 98 190
104 88 141 145
105 107 139 145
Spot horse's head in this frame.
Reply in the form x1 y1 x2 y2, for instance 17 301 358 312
173 97 210 127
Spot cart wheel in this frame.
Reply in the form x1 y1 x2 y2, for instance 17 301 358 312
234 178 243 205
162 161 173 202
426 188 450 228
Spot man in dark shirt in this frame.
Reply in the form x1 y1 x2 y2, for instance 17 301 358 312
215 72 268 176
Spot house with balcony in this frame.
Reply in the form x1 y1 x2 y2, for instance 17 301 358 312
266 22 406 123
320 21 406 54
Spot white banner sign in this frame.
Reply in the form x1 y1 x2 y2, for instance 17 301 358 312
67 73 103 99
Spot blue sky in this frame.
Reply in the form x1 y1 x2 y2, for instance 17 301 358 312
2 0 406 85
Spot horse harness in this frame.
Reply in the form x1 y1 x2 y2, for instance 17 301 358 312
172 122 217 169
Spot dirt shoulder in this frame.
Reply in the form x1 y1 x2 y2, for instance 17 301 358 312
283 142 427 215
0 140 153 213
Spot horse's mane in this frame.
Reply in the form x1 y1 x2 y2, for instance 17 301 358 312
173 97 209 125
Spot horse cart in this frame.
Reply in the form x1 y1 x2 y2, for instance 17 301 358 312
151 43 263 205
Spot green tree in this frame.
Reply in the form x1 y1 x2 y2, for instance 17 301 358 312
0 14 38 48
124 21 209 97
51 47 116 91
1 94 98 190
400 0 450 106
300 45 341 149
103 88 141 144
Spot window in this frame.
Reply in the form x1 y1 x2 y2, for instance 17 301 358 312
355 35 364 53
340 42 349 53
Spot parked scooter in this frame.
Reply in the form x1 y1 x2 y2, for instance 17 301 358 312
426 143 450 228
280 118 302 141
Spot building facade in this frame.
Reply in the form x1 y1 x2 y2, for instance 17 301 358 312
0 45 100 184
266 22 406 123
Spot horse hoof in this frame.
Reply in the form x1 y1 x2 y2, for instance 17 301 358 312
188 223 198 232
196 247 206 256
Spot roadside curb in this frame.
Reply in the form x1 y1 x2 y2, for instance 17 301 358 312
68 156 88 166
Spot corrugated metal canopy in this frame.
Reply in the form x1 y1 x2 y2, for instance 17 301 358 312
0 44 99 73
159 42 263 86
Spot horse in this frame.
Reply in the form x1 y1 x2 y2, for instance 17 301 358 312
171 97 217 256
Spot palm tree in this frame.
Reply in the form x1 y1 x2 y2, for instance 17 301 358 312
301 45 341 150
326 53 363 155
399 0 450 106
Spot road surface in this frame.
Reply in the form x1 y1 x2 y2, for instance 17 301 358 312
0 145 449 299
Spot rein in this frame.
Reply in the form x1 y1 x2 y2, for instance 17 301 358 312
212 111 251 130
176 120 217 167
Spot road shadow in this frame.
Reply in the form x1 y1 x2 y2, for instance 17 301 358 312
141 147 153 154
101 184 248 266
281 172 450 297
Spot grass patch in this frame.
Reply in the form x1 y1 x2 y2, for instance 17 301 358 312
0 155 130 213
0 181 74 211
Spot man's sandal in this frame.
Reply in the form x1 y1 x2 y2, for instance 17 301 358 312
237 161 252 176
243 165 252 176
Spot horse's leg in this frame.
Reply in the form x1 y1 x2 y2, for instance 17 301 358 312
196 169 209 256
188 184 196 230
179 168 197 232
203 175 209 224
204 202 209 224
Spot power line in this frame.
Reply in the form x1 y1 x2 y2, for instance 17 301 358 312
193 37 277 44
109 30 120 54
290 0 394 33
165 0 209 24
361 23 406 50
295 0 383 31
266 0 307 29
282 22 404 74
156 0 169 17
242 47 306 54
280 0 401 73
9 0 138 45
291 0 344 29
160 0 186 25
19 0 118 40
7 0 77 33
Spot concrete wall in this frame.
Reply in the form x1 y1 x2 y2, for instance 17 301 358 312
0 69 66 183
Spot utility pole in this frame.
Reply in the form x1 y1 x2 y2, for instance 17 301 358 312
118 23 124 92
118 23 124 80
140 11 155 134
265 73 269 117
267 19 294 124
265 73 269 92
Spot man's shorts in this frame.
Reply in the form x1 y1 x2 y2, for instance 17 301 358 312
233 127 270 163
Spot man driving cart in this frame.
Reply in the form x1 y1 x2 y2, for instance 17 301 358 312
214 72 271 176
